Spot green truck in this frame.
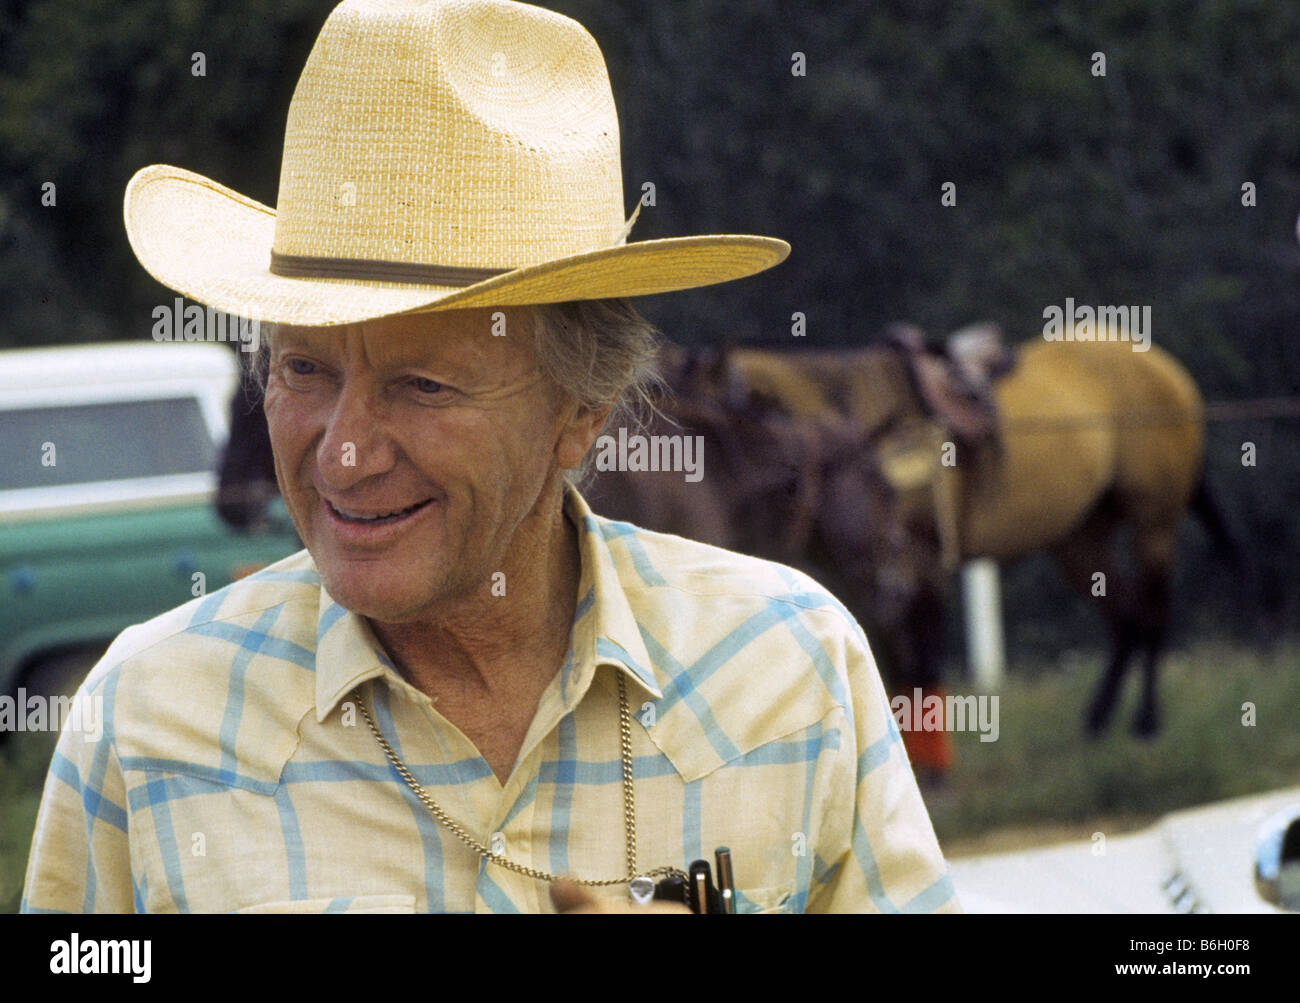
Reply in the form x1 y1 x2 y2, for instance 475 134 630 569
0 341 302 697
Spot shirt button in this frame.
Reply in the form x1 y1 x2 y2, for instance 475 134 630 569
490 831 506 856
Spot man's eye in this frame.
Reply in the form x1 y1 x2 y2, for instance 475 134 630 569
413 377 444 394
286 358 316 375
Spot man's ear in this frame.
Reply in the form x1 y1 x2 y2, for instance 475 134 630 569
554 400 613 471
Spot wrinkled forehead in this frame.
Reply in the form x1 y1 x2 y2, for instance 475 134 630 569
269 306 540 374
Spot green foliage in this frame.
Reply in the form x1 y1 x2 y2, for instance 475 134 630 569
7 0 1300 362
933 637 1300 842
0 729 56 913
0 0 334 345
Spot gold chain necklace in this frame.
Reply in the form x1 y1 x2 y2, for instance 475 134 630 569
352 672 685 889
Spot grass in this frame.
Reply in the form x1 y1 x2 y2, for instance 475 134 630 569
0 728 58 913
2 636 1296 911
930 636 1300 847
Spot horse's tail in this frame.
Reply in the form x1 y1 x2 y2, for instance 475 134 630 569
1190 474 1244 570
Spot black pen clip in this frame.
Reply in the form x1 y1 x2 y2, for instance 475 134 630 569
652 873 688 905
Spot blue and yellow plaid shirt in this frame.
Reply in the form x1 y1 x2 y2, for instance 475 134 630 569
23 487 958 913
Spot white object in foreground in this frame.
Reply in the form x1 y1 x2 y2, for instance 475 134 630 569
948 786 1300 913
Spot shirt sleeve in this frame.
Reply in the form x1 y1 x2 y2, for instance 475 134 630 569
21 678 135 914
805 626 961 914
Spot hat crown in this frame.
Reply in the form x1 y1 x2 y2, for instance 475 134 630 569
273 0 625 270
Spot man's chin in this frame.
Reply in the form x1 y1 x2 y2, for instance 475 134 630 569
315 564 444 625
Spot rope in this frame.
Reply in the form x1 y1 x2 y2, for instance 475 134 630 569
994 395 1300 432
1203 397 1300 422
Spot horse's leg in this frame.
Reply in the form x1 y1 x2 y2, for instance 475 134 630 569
892 588 953 781
1087 613 1140 737
1048 501 1139 735
1129 525 1177 738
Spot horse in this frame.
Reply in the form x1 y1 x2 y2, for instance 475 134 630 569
580 351 899 579
216 349 280 533
714 329 1238 740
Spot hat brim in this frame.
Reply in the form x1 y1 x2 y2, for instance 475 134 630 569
124 165 790 327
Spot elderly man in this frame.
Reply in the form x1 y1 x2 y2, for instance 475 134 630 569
22 0 957 913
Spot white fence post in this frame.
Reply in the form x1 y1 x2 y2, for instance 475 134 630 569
962 558 1005 689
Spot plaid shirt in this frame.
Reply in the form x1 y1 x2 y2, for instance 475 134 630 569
22 487 958 914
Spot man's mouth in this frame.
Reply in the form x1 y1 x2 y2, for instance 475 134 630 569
325 498 434 525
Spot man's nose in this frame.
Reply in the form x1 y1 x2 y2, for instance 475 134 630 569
316 382 396 488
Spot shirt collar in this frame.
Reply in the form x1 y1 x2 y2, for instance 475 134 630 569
314 589 395 723
558 484 662 706
312 483 661 722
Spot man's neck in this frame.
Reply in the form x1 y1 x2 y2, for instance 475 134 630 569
366 479 581 706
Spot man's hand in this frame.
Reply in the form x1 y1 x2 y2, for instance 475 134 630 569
550 878 691 914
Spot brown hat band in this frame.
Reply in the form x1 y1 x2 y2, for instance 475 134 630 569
269 251 513 287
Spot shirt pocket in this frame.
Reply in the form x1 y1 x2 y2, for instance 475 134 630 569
734 885 798 914
232 894 417 914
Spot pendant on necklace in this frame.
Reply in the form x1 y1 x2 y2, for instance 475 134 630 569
627 875 655 906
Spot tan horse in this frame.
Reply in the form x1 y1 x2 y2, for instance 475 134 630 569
724 332 1221 737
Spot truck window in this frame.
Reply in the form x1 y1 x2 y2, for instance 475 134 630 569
0 397 216 490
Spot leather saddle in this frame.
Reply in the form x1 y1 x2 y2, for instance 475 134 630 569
886 322 1016 448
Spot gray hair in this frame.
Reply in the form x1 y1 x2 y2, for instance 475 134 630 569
528 299 664 485
253 299 664 486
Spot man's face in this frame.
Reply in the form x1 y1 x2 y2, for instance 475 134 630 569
264 307 594 624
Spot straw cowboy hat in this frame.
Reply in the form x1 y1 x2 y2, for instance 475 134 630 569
123 0 790 327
